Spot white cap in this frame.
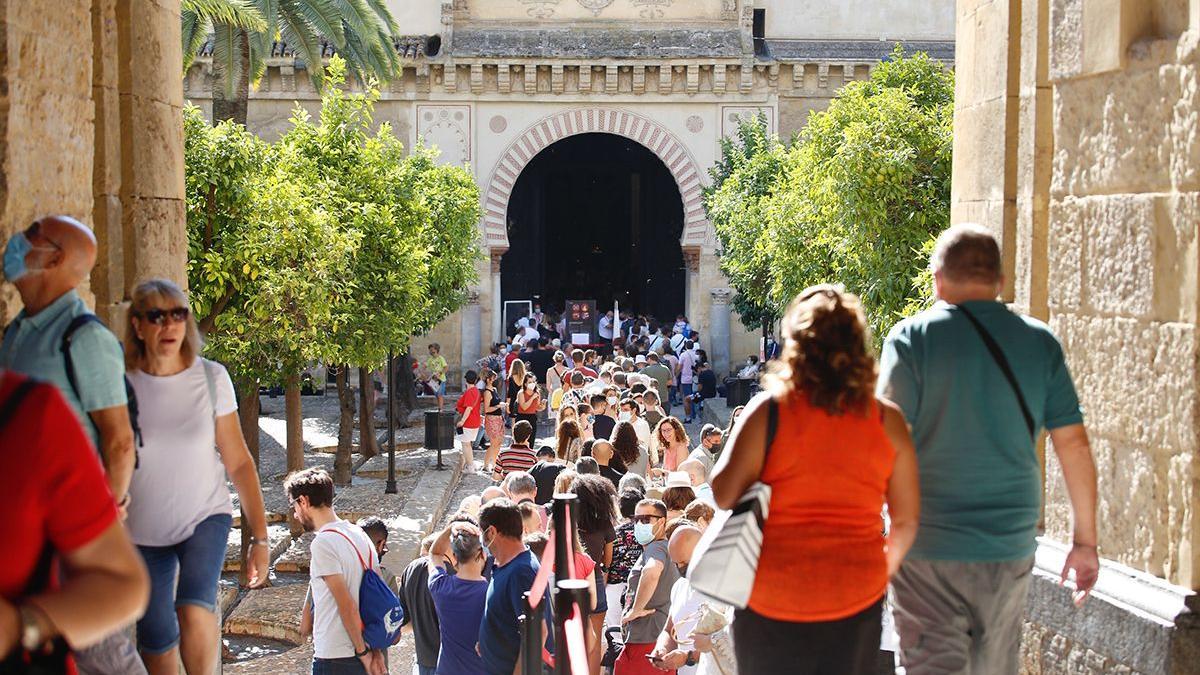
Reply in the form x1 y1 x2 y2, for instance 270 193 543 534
634 354 647 364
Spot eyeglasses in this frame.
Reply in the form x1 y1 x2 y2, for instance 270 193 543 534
631 514 664 524
25 221 63 251
138 307 190 326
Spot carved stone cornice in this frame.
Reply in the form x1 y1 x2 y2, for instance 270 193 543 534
710 288 733 304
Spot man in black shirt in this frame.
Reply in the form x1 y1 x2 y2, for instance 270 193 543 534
528 446 566 504
524 337 556 385
589 393 616 441
396 535 440 675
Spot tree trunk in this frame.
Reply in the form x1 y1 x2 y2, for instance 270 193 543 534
393 350 418 428
212 30 250 125
285 374 304 473
358 366 379 458
235 377 259 587
334 366 356 486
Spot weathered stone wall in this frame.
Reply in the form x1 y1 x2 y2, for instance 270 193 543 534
952 0 1199 669
0 0 187 328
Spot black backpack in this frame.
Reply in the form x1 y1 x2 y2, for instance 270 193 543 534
60 314 143 459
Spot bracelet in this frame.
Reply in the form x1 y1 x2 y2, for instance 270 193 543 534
355 646 370 658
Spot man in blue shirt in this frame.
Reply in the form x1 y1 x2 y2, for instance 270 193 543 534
1 215 142 673
877 224 1099 674
477 499 552 675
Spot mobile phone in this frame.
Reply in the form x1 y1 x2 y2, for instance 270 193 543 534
646 653 663 665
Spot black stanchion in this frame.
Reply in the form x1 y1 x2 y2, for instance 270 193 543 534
519 591 543 675
385 351 397 494
551 493 586 675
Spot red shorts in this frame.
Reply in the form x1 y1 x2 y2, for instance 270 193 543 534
614 642 675 675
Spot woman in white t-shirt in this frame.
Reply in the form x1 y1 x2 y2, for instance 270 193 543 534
122 278 270 675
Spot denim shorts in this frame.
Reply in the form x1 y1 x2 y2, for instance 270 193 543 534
136 513 232 653
312 656 368 674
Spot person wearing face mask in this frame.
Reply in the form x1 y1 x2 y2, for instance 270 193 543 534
427 522 489 675
515 372 544 441
477 499 553 675
619 398 652 448
687 425 723 475
648 526 736 675
615 499 680 675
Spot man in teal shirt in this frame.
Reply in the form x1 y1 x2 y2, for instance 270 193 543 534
877 224 1099 674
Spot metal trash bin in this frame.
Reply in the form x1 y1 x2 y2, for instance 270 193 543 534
424 410 457 469
726 378 756 408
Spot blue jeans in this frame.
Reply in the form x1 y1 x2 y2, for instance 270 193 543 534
312 656 368 674
135 513 232 653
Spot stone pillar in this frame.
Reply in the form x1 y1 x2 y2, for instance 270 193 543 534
491 249 504 345
709 288 732 378
460 289 482 375
683 247 700 328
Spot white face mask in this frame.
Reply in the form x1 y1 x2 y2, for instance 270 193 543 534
526 383 536 391
607 396 619 407
618 412 631 423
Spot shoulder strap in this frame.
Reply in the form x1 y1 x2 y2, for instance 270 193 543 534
764 397 778 457
323 527 370 571
956 305 1035 440
0 377 40 431
200 359 218 421
60 314 105 402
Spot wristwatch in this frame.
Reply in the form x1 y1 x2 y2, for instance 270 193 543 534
685 650 698 667
354 646 370 658
19 605 47 652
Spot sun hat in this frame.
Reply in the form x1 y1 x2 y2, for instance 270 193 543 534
665 471 692 489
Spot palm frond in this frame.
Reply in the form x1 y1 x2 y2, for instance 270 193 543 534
362 0 399 36
278 4 327 91
183 0 266 32
181 9 210 71
325 0 379 47
281 0 345 48
211 21 245 100
248 31 270 86
252 0 281 39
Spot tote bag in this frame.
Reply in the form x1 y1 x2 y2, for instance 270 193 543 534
687 398 777 608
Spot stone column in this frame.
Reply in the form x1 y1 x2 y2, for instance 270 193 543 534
709 288 733 378
683 247 700 328
491 249 504 345
461 289 482 375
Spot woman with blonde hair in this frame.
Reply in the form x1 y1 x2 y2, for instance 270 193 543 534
711 284 919 674
650 416 691 478
122 278 270 675
555 418 584 463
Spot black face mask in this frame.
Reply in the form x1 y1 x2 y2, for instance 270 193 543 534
675 562 689 577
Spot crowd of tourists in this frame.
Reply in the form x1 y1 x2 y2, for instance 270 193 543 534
4 216 1102 675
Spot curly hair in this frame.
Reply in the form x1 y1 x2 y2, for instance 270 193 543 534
763 284 877 416
610 421 642 468
570 473 618 534
651 417 690 460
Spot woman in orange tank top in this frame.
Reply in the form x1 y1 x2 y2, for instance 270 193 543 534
711 285 920 675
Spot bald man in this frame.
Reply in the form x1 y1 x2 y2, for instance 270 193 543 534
1 216 135 503
2 216 144 673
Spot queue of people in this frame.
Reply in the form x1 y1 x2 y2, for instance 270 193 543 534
4 217 1100 675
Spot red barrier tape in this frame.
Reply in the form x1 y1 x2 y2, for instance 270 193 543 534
525 502 590 674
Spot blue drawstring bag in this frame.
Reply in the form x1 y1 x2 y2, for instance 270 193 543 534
325 528 404 649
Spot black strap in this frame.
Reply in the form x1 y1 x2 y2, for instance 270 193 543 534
956 305 1036 440
59 314 143 451
0 377 38 431
765 397 778 456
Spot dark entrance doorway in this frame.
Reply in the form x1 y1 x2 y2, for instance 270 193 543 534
502 133 685 324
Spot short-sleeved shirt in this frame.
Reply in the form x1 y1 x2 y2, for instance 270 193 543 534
455 386 482 428
0 290 127 446
581 524 617 574
607 521 642 585
592 414 616 442
1 372 118 600
495 444 538 478
398 557 440 668
640 363 672 405
877 300 1084 561
428 564 488 675
479 548 553 675
623 539 680 644
310 521 378 659
687 445 716 475
126 358 237 546
677 351 696 385
529 460 566 503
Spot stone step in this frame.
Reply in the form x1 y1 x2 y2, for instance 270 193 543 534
223 524 293 573
222 583 309 646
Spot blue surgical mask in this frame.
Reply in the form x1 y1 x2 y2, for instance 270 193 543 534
482 530 494 559
633 521 655 545
3 232 50 283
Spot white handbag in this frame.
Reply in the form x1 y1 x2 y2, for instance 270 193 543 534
688 398 778 608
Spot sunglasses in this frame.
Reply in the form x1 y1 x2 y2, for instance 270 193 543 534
25 221 63 251
631 514 664 524
138 307 190 326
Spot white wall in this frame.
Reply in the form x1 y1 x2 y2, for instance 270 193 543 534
385 0 443 35
757 0 954 41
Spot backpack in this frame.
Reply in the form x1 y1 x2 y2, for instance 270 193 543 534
61 314 143 461
323 527 404 650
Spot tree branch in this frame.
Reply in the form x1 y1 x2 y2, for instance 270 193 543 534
198 283 237 334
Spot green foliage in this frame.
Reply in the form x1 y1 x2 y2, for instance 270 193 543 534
704 47 952 344
184 105 354 382
277 57 481 370
182 0 401 98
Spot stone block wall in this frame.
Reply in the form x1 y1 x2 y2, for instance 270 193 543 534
952 0 1199 670
0 0 187 328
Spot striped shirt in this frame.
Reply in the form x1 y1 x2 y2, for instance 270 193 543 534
493 445 538 478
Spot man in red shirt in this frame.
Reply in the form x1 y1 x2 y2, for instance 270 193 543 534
0 370 149 673
571 349 597 378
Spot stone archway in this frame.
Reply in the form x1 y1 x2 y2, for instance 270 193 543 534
481 107 708 251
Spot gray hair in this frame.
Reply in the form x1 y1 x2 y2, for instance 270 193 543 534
930 223 1002 284
618 472 647 494
504 471 537 497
